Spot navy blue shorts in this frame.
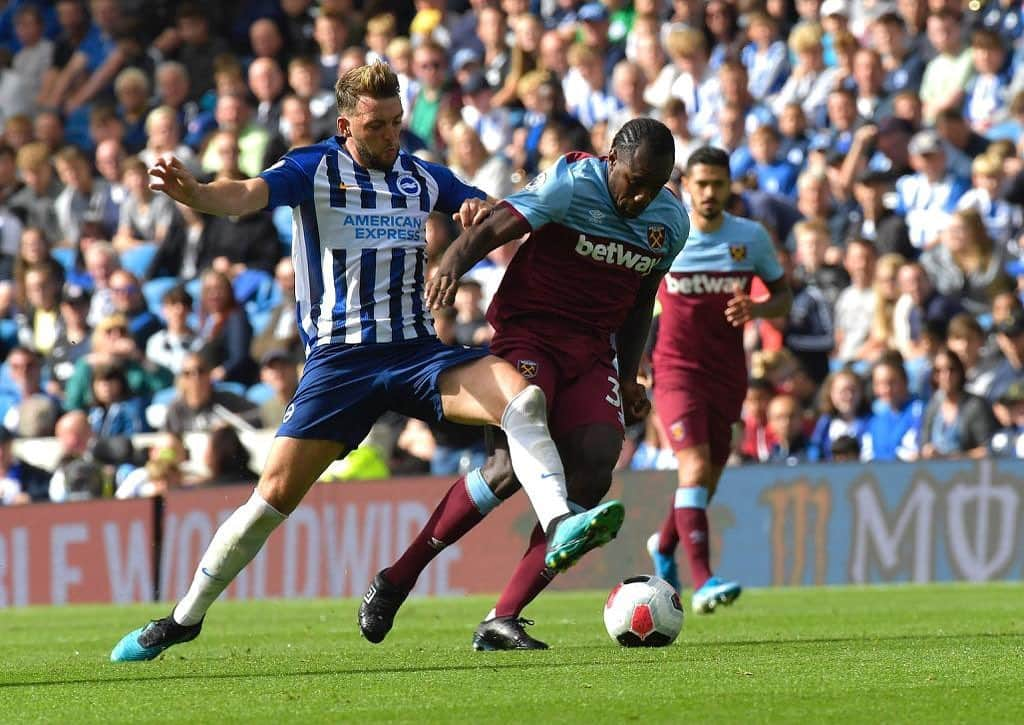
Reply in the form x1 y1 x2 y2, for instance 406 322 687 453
275 338 491 449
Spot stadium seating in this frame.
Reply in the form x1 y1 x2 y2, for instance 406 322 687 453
245 382 274 405
119 243 158 279
51 247 77 274
143 277 181 318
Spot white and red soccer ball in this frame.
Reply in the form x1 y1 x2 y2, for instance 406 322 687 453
604 575 684 647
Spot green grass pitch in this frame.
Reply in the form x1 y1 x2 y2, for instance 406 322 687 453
3 584 1023 723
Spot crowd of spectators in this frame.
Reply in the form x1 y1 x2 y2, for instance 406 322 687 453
4 0 1024 506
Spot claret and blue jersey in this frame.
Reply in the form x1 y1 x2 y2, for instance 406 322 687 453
489 152 689 343
259 136 485 353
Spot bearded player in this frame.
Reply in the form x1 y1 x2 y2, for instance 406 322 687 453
648 146 792 613
359 118 690 650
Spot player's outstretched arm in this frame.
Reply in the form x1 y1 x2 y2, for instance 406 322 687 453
425 203 530 309
149 157 269 217
615 273 663 425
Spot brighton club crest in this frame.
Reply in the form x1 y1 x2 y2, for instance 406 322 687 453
647 224 665 251
517 359 539 379
729 244 747 262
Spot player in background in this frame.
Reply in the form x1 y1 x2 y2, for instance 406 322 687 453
359 118 689 650
110 62 625 663
648 146 792 613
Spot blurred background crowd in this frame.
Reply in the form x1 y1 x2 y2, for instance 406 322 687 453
2 0 1024 506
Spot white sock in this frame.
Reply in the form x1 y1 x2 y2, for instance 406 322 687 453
172 490 287 626
500 385 570 532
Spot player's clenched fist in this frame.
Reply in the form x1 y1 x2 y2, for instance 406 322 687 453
621 380 651 425
425 268 459 310
724 281 753 327
453 197 494 228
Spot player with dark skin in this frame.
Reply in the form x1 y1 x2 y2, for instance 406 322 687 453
425 142 671 509
360 121 686 650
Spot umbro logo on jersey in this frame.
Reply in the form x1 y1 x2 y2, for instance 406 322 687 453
588 209 605 222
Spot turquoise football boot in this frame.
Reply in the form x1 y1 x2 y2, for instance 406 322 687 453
544 500 625 572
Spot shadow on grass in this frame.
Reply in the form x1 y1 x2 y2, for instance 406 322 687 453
4 629 1020 690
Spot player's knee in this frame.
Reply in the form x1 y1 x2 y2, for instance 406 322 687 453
481 453 519 499
502 384 548 426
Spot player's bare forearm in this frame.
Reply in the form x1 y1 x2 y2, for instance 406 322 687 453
750 277 793 320
616 274 662 383
190 178 269 217
425 204 530 309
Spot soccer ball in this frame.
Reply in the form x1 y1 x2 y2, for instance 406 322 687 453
603 575 684 647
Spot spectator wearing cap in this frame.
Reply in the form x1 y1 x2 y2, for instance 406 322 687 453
64 313 174 411
920 347 997 460
850 48 892 126
451 48 484 94
742 11 790 102
53 146 119 246
0 427 50 504
869 12 926 97
258 349 298 428
989 381 1024 458
164 351 262 435
985 310 1024 404
847 169 915 259
920 209 1012 318
895 129 971 250
963 28 1013 135
460 72 512 156
957 154 1023 253
861 353 924 462
575 2 626 81
0 346 60 438
920 9 974 125
771 23 841 128
8 142 61 245
49 283 92 391
87 361 148 437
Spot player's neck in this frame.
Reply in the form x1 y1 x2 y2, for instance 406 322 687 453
692 212 726 233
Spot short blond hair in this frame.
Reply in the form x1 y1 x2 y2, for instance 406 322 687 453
145 105 178 135
16 141 49 171
114 66 150 95
972 153 1002 177
366 12 396 35
665 27 706 58
334 61 400 115
567 42 600 67
793 219 830 241
789 23 823 54
516 69 551 98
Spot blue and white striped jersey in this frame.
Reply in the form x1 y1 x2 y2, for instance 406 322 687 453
260 137 485 350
